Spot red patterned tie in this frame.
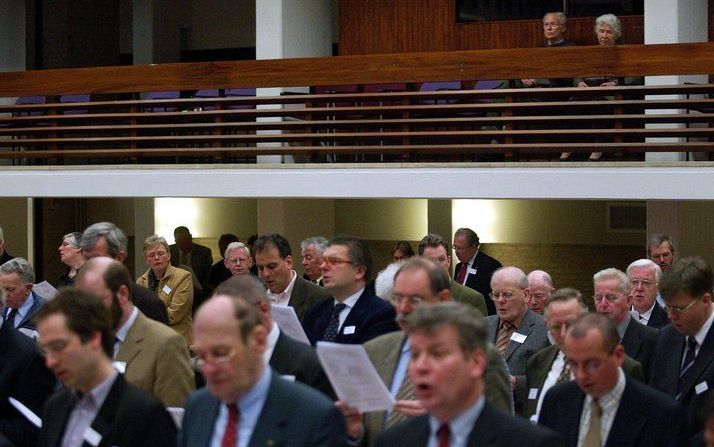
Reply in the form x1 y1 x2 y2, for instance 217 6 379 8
456 263 467 284
438 423 450 447
221 403 239 447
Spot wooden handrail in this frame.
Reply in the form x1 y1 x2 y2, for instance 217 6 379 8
0 42 713 96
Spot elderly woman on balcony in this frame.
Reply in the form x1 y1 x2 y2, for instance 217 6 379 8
563 14 624 161
137 234 194 347
55 231 85 288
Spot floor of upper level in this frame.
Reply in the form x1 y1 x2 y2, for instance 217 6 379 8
2 162 713 200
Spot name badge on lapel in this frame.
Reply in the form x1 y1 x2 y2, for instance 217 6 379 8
696 381 709 395
162 285 172 295
343 325 356 335
83 427 102 447
510 332 527 344
528 388 539 400
467 268 478 276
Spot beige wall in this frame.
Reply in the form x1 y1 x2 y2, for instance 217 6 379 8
0 198 30 259
453 199 643 246
678 201 714 268
334 199 428 240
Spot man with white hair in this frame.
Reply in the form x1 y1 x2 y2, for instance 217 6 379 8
627 259 670 328
594 267 658 381
0 225 13 265
223 242 254 277
527 270 555 315
485 266 549 415
301 236 328 285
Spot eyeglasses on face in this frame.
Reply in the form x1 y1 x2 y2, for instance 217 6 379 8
489 290 520 301
195 347 237 369
664 298 699 315
321 257 354 268
390 293 423 306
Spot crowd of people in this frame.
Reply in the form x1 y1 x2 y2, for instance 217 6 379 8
0 216 713 447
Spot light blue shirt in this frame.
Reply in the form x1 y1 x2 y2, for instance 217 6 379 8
113 306 139 358
9 291 35 328
61 370 118 447
210 366 272 447
386 338 410 418
427 395 485 447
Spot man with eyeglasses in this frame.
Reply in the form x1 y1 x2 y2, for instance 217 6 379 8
223 242 254 277
525 289 644 421
647 233 676 272
181 275 347 447
626 259 670 329
452 228 502 316
302 235 398 345
36 288 178 447
253 233 329 321
527 270 555 315
340 256 511 446
76 257 194 407
651 257 714 436
485 266 549 416
539 313 687 447
593 268 658 382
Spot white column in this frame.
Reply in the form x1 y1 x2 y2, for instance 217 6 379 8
644 0 708 161
255 0 332 163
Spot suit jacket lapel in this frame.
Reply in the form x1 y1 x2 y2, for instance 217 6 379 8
621 320 643 360
289 277 308 317
679 325 714 399
248 374 289 447
468 404 499 446
605 379 646 447
504 310 535 361
534 345 559 390
86 375 126 447
660 330 685 396
45 391 77 447
116 312 146 366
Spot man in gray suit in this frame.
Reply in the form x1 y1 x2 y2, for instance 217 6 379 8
254 233 329 320
0 257 45 335
339 257 512 446
486 266 549 415
180 275 347 447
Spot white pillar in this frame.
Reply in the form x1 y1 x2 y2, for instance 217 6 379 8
644 0 708 161
255 0 332 163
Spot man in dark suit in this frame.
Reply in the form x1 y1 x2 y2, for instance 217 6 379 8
213 275 333 398
539 313 688 447
342 257 511 446
302 235 399 345
35 288 177 447
170 225 213 289
0 257 45 334
207 233 239 292
525 288 643 421
626 259 670 329
181 275 347 446
76 257 195 407
0 287 56 447
374 302 563 447
485 266 549 415
253 233 329 321
452 227 502 315
594 268 658 381
650 257 714 436
80 221 169 325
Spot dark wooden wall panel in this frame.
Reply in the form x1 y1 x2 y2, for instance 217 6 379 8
339 0 644 55
339 0 455 55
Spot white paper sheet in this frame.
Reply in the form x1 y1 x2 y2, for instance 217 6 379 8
9 397 42 428
167 407 185 429
33 281 58 300
316 342 396 412
270 305 310 345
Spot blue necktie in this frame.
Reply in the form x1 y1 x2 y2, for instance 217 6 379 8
322 303 347 342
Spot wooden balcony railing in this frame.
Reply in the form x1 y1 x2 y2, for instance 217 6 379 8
0 42 713 164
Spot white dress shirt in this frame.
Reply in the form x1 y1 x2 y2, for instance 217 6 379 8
267 270 297 306
335 288 364 332
577 368 626 447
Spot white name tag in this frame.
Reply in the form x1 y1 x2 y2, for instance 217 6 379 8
343 325 356 335
83 427 102 447
528 388 539 400
468 268 478 275
510 332 527 344
696 381 709 395
162 285 172 295
281 375 296 382
113 361 127 374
